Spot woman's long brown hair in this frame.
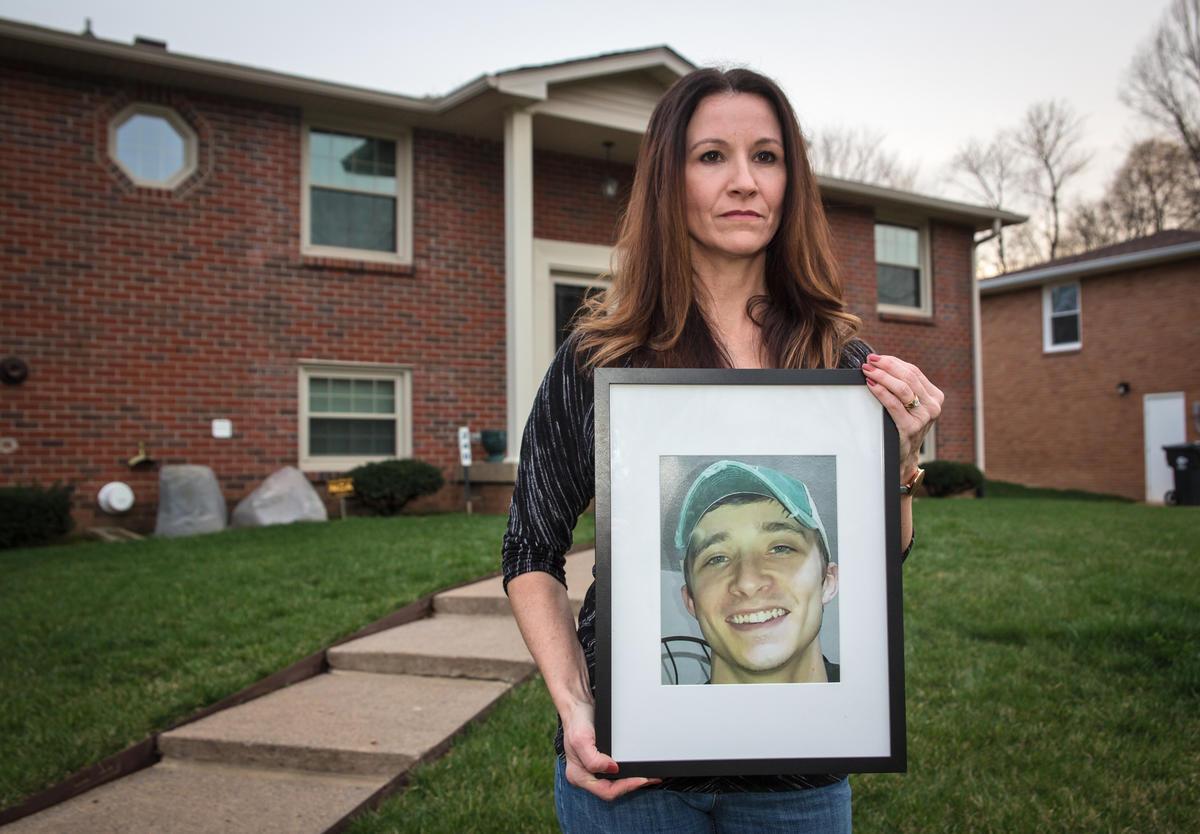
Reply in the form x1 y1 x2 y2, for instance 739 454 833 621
574 68 861 370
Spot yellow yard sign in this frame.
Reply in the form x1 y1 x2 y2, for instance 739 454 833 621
327 477 355 496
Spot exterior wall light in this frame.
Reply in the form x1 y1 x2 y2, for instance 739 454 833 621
601 141 619 200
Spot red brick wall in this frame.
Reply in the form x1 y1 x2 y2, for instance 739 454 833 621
828 205 978 464
0 62 514 529
1 60 981 533
534 149 633 245
981 261 1200 500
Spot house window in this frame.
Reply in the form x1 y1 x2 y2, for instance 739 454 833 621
298 362 412 471
1043 281 1082 352
108 103 197 189
875 222 931 315
302 125 412 263
918 424 936 464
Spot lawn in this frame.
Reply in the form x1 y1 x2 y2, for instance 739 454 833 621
348 496 1200 834
0 512 594 811
983 479 1135 503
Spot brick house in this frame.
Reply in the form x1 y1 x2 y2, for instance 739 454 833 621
980 230 1200 502
0 18 1021 530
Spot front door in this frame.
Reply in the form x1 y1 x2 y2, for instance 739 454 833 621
1143 392 1186 503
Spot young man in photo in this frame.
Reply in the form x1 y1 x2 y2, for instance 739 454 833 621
676 460 840 684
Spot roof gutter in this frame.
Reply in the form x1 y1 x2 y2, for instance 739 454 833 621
979 240 1200 294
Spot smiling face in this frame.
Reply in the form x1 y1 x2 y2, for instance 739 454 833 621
682 496 838 684
683 93 787 266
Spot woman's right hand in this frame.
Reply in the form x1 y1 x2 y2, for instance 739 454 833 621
561 698 660 800
505 572 656 801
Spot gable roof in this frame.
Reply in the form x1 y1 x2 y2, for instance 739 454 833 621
487 45 693 98
979 229 1200 295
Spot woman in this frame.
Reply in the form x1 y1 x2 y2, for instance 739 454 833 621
502 67 941 833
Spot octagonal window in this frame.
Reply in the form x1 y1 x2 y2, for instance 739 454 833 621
108 104 197 189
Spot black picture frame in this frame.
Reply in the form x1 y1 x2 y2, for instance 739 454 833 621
594 368 906 777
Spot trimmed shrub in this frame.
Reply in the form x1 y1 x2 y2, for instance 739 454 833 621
348 459 445 516
0 484 74 549
922 460 985 498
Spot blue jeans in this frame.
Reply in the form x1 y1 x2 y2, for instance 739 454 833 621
554 757 852 833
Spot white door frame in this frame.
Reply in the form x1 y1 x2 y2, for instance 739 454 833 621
532 238 614 376
1143 391 1186 504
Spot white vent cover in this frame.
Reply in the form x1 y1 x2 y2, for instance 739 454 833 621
98 481 135 514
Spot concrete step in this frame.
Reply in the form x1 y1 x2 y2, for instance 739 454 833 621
1 758 387 834
158 670 509 776
435 548 595 616
329 614 534 682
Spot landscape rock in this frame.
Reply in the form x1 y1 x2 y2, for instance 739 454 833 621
231 466 328 528
155 465 228 537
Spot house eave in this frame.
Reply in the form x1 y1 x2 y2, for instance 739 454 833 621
0 18 463 115
0 20 694 124
492 46 694 98
978 240 1200 295
818 175 1026 232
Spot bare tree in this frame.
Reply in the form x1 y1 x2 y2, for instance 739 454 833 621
950 135 1021 272
1062 201 1118 253
1122 0 1200 178
805 125 919 190
1107 137 1198 232
1015 100 1090 260
1063 137 1199 250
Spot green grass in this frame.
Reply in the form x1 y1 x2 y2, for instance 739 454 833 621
983 479 1134 503
345 677 561 834
349 498 1200 834
0 512 594 810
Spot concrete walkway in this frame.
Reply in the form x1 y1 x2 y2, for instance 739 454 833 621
4 550 595 833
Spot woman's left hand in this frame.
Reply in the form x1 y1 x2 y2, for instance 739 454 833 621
861 353 943 481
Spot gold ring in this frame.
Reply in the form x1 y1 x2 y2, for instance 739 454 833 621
905 395 921 411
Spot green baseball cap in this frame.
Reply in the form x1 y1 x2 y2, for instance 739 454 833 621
674 460 831 563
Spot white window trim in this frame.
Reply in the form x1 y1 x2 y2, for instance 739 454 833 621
532 238 614 374
918 423 936 464
874 216 933 318
301 118 413 265
297 360 413 472
1042 281 1082 353
107 102 198 190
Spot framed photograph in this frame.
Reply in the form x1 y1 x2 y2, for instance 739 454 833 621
594 368 905 777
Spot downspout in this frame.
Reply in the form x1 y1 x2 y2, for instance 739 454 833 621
971 218 1002 472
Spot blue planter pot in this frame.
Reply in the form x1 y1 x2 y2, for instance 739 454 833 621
480 430 507 463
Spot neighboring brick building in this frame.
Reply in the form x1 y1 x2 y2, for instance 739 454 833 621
0 18 1020 530
980 230 1200 502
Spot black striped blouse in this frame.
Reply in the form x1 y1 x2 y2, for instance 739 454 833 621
502 334 885 793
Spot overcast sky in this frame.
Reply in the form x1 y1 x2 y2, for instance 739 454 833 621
2 0 1174 210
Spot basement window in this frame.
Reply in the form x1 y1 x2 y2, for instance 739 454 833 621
298 362 412 472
